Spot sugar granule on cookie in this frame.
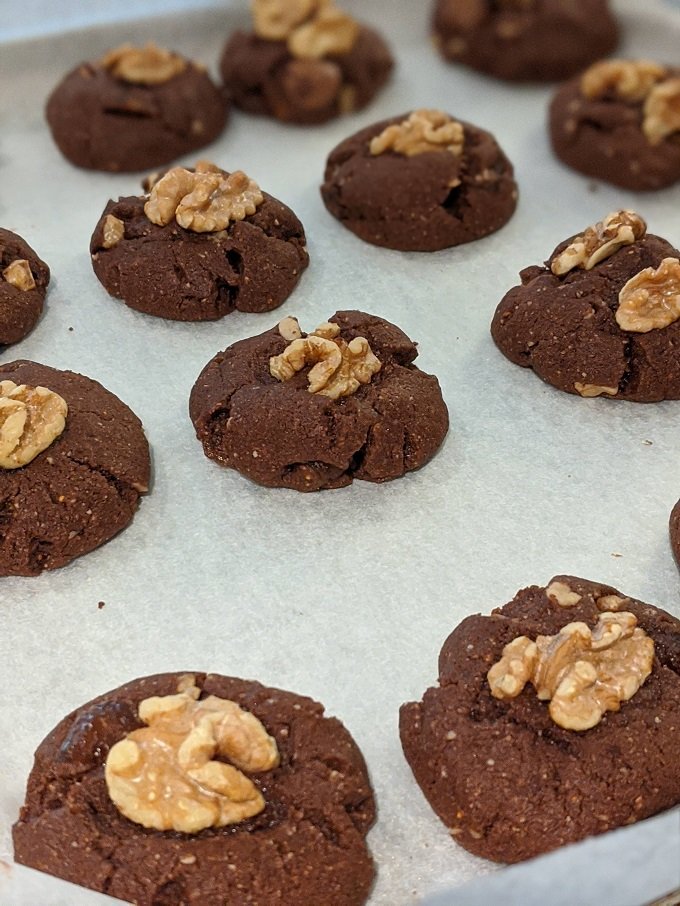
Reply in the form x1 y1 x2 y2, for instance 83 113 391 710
400 576 680 863
491 210 680 401
13 671 376 905
90 161 309 321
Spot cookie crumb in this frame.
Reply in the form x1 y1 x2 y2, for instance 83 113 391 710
611 553 623 558
642 439 653 446
98 600 106 609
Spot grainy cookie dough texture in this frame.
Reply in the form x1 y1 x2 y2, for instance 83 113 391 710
491 222 680 401
190 310 449 491
432 0 618 82
0 229 50 347
13 672 376 906
321 114 517 252
400 576 680 863
0 361 149 576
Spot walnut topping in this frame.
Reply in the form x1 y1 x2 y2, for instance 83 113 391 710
99 43 187 85
105 677 279 834
2 259 36 292
270 321 381 400
596 594 627 611
369 110 465 163
643 78 680 145
546 581 582 608
580 59 667 103
551 211 647 276
144 164 264 233
488 612 654 731
0 381 68 470
574 382 619 398
251 0 359 59
252 0 318 40
616 258 680 333
278 316 303 341
102 215 125 249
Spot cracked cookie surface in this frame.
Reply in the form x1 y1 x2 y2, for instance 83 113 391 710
0 361 149 576
400 575 680 863
0 229 50 348
46 56 228 172
491 232 680 401
12 671 376 906
90 187 308 321
320 114 517 251
189 310 449 491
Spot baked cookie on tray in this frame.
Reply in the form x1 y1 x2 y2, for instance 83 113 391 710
321 109 517 251
400 575 680 863
432 0 618 82
0 229 50 348
190 310 449 491
0 361 149 576
491 210 680 401
550 59 680 191
90 161 309 321
46 43 228 172
220 0 393 124
13 671 376 906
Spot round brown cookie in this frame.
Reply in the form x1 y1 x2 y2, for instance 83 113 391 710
90 166 309 322
400 575 680 864
0 230 50 347
550 60 680 191
13 671 376 906
220 26 392 125
46 44 228 172
190 310 449 491
432 0 618 82
491 213 680 402
0 361 149 576
320 111 517 252
670 500 680 568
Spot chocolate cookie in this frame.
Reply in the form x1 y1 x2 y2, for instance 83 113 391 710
400 575 680 864
550 60 680 191
432 0 618 82
320 110 517 251
91 161 309 321
670 500 680 569
190 310 449 491
46 43 228 172
13 671 376 905
491 210 680 402
220 0 393 124
0 360 149 576
0 229 50 347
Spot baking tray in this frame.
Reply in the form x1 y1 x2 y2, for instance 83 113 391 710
1 1 679 903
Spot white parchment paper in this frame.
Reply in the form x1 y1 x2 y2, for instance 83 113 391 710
0 1 679 903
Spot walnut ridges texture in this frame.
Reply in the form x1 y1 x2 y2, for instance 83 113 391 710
616 257 680 332
551 210 647 276
0 381 68 470
99 42 187 85
369 109 464 160
252 0 359 59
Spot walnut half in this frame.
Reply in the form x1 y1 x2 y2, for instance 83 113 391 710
99 42 187 86
580 59 667 103
370 109 465 160
488 611 654 731
643 78 680 146
2 259 36 292
616 258 680 333
0 381 68 470
551 211 647 276
105 676 279 834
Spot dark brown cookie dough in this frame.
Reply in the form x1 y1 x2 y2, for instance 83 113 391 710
220 24 392 125
90 166 309 322
320 112 517 252
432 0 618 82
670 499 680 568
0 230 50 347
13 671 376 906
491 214 680 402
550 61 680 191
400 575 680 864
46 44 228 172
0 361 149 576
190 310 449 491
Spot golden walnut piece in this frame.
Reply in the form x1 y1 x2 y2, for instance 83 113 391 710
580 59 667 103
252 0 359 59
144 161 264 233
487 611 654 731
370 110 465 160
643 78 680 146
99 42 187 85
551 211 647 276
616 257 680 333
2 259 36 292
105 675 280 834
0 381 68 470
270 318 381 400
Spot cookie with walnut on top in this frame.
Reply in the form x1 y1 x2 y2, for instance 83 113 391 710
491 210 680 401
90 161 309 321
220 0 393 124
0 229 50 348
550 59 680 191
